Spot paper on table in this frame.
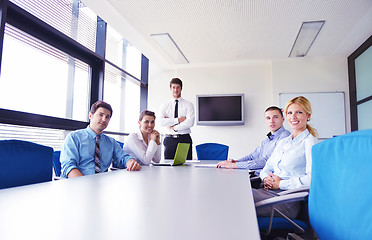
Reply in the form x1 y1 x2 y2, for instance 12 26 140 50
193 163 218 168
193 163 255 173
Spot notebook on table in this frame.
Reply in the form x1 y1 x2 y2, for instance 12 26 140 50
152 143 190 166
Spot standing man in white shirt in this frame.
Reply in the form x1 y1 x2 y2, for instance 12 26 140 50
159 78 195 160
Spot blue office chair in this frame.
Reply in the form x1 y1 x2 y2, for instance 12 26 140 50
195 143 229 160
53 150 62 177
309 129 372 239
0 140 53 190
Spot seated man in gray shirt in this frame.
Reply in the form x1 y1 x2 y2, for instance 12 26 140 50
217 106 290 173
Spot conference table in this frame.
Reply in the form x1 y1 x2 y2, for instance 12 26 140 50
0 162 260 240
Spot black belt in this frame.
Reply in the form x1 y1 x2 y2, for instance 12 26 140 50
166 134 189 138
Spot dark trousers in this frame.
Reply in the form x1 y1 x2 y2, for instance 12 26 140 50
164 134 193 160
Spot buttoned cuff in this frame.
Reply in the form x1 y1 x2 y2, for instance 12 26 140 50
63 166 77 178
279 179 289 190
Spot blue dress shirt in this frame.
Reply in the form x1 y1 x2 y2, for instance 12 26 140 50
60 126 134 178
260 129 318 190
236 127 290 171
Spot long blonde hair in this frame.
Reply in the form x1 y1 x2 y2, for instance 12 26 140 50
284 96 318 138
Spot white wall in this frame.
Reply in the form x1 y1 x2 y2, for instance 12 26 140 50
271 57 350 133
148 57 350 159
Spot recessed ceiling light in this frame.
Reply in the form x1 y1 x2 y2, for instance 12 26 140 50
289 21 325 57
151 33 189 64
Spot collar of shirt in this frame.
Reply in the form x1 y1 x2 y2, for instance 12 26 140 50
86 126 100 139
135 130 150 146
267 126 287 140
289 128 310 144
171 97 184 102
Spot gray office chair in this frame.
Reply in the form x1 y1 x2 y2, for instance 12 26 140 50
255 187 310 239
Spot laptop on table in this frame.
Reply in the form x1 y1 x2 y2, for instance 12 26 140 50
152 143 190 166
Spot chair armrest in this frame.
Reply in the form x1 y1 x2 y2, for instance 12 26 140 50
276 186 310 196
250 176 260 181
250 175 263 189
255 192 309 209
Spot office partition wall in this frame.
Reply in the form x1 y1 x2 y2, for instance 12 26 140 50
348 34 372 131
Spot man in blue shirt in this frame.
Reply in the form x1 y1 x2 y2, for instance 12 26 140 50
217 106 290 173
60 101 141 178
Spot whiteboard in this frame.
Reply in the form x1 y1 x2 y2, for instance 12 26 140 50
279 92 346 139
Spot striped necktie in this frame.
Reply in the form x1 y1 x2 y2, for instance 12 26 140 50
95 135 100 174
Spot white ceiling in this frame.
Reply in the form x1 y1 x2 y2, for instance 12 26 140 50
83 0 372 68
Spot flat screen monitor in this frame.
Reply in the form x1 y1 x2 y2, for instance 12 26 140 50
196 94 244 126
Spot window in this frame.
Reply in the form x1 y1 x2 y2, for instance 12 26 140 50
0 0 148 148
10 0 97 52
104 24 144 136
357 101 372 130
355 46 372 101
0 24 90 121
0 123 66 150
106 25 142 80
103 64 140 135
348 34 372 130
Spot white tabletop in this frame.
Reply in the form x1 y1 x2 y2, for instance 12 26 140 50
0 164 260 240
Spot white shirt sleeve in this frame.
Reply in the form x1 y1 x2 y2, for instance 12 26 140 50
159 101 178 127
158 98 194 134
279 136 317 189
124 133 161 165
260 139 285 180
259 131 318 190
174 101 195 132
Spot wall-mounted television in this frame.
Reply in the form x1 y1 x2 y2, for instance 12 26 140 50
196 94 244 126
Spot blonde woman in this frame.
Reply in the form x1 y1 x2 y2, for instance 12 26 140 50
123 110 161 165
253 96 318 218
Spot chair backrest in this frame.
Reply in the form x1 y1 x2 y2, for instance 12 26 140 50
195 143 229 160
309 129 372 239
53 151 62 177
0 140 53 190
